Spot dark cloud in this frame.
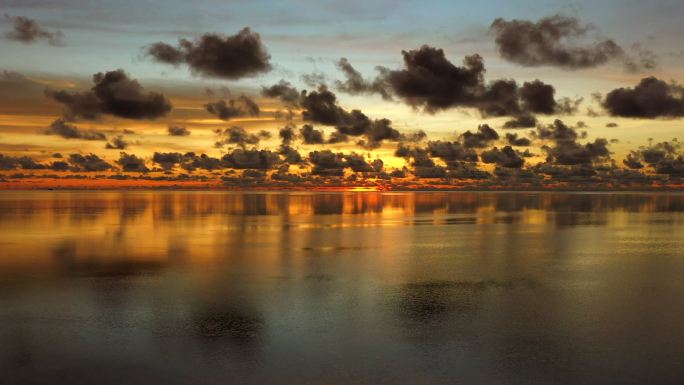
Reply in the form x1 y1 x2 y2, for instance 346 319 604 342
606 122 619 128
489 15 624 69
536 120 610 166
505 132 531 146
152 152 182 170
534 119 586 142
602 77 684 118
334 57 391 100
261 80 300 105
520 80 556 114
3 14 63 46
105 135 128 150
68 153 112 172
379 47 486 112
328 131 349 144
481 146 525 168
222 149 280 170
503 115 537 129
0 155 49 170
459 124 499 148
623 141 684 175
146 28 272 79
180 152 222 172
215 126 270 148
370 45 569 117
343 153 383 173
279 124 296 145
428 140 478 169
300 124 325 144
116 152 148 172
46 70 171 120
45 119 107 140
168 125 191 136
308 150 346 176
300 86 401 148
279 145 304 165
50 161 69 171
205 95 260 120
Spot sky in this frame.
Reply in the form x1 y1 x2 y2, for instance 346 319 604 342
1 0 684 189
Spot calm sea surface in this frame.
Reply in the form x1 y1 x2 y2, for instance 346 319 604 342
1 191 684 384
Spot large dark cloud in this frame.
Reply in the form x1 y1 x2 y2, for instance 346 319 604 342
3 14 63 46
146 28 272 79
602 77 684 118
489 15 626 70
205 95 260 120
45 119 106 140
335 58 391 100
46 70 172 120
353 45 570 118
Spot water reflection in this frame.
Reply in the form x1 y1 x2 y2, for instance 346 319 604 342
1 191 684 384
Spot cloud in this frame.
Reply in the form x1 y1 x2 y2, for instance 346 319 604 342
68 153 112 172
300 86 401 148
105 135 128 149
261 80 300 105
481 146 525 168
279 145 304 165
623 140 684 175
505 132 531 146
279 124 296 145
535 120 611 166
0 154 47 170
300 124 325 144
343 153 383 173
168 125 191 136
489 15 625 70
3 14 63 46
205 95 260 120
146 28 272 79
45 119 107 140
214 126 270 148
116 152 148 172
602 77 684 118
222 149 280 170
152 152 182 170
46 70 172 120
361 46 569 117
334 58 391 100
459 124 500 148
308 150 346 176
503 115 537 129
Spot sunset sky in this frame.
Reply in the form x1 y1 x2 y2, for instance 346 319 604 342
2 0 684 189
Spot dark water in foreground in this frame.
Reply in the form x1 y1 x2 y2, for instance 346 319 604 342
1 191 684 385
